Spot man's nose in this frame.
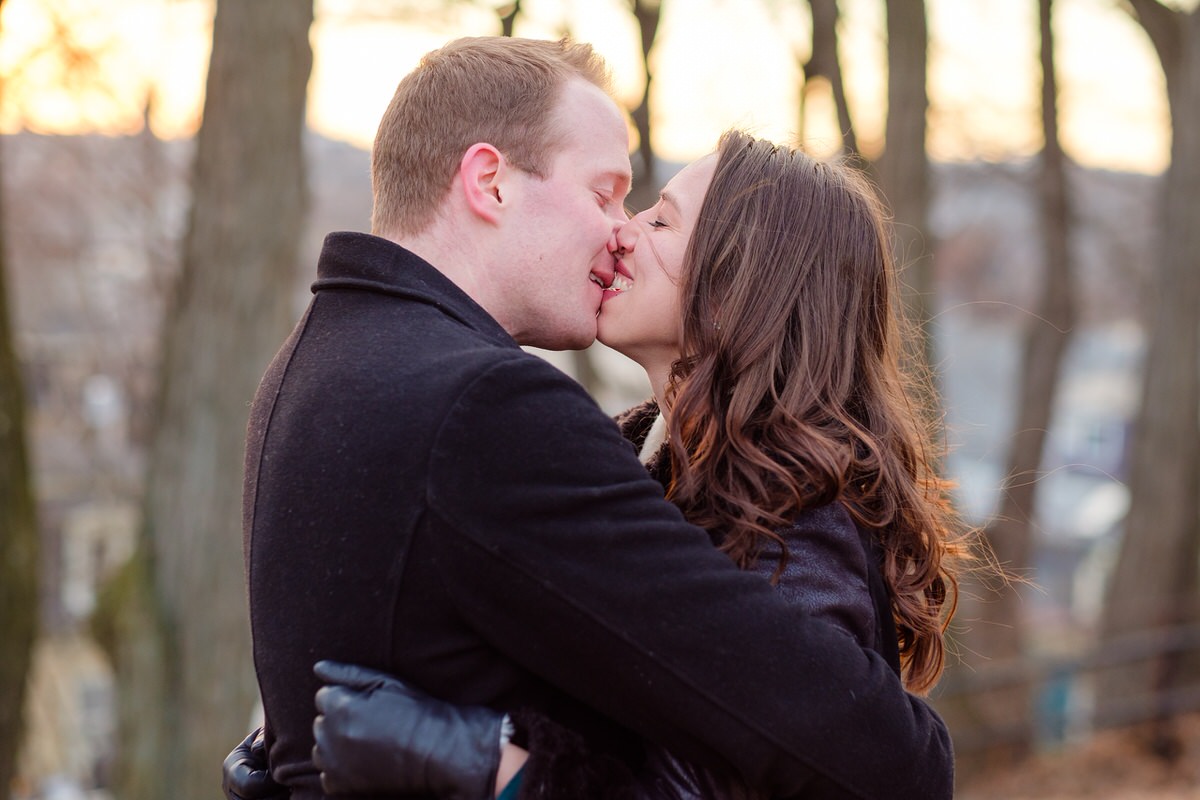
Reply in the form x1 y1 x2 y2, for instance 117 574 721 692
606 205 629 232
609 218 636 255
606 225 623 255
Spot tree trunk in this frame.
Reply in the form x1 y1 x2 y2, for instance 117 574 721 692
106 2 314 797
0 61 40 798
875 0 931 351
497 0 520 37
1098 1 1200 755
799 0 858 157
630 0 662 190
950 0 1076 766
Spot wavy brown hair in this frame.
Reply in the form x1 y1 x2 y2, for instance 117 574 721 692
663 131 965 694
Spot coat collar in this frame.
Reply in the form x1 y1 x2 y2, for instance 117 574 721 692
616 399 671 489
312 231 517 349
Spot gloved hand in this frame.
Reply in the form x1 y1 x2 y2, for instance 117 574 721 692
312 660 503 800
222 727 288 800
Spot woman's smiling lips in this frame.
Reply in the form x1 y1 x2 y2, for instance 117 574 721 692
592 260 633 304
605 261 634 294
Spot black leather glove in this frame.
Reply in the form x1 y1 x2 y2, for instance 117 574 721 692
222 727 289 800
312 660 503 800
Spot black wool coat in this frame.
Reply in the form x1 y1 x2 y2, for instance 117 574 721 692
243 232 953 800
511 403 906 800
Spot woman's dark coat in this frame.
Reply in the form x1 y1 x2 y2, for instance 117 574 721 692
510 403 906 800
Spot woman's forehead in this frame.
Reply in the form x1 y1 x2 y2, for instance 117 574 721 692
664 153 719 215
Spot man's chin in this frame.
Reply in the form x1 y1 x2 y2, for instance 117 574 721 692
559 334 598 352
525 328 597 353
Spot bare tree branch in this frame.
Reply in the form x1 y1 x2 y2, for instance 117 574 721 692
801 0 858 156
1125 0 1183 76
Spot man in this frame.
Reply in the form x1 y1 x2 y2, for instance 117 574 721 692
242 36 952 799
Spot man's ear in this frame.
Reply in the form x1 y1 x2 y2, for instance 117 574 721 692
458 143 508 224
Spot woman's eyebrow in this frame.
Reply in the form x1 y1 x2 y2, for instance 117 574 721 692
660 190 681 214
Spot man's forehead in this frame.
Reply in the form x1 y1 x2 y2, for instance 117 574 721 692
547 79 632 190
556 132 631 185
556 83 628 143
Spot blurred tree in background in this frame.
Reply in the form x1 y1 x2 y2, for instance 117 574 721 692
95 1 314 797
629 0 663 191
1097 0 1200 758
945 0 1076 770
0 3 40 793
876 0 933 365
797 0 857 155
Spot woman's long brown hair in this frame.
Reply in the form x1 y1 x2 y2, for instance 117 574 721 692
663 131 965 694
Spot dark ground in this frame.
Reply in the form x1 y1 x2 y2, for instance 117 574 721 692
959 713 1200 799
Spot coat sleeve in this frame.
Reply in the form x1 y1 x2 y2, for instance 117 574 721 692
424 356 953 800
752 506 878 654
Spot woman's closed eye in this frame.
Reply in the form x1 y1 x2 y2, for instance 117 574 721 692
649 219 668 229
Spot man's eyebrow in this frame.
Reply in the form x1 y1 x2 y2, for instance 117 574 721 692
606 169 632 195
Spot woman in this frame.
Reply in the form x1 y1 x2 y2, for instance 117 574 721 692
226 130 966 800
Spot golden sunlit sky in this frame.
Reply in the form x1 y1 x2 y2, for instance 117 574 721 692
0 0 1174 174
